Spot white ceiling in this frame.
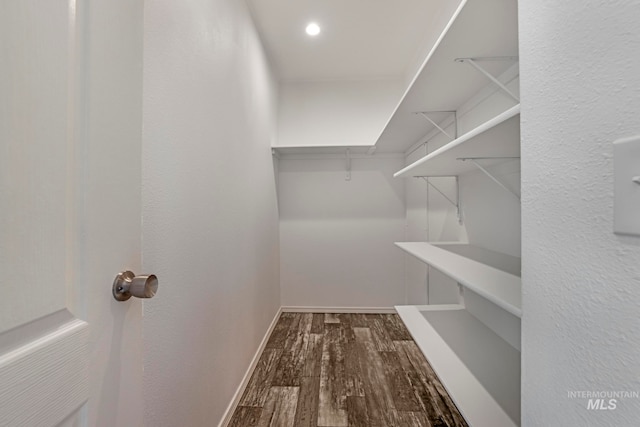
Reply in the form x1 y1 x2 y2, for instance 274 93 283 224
247 0 448 82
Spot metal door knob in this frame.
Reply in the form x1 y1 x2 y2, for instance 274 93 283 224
113 271 158 301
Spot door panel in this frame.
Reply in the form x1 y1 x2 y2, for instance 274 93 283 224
0 0 70 332
0 0 144 425
0 1 88 425
0 313 88 426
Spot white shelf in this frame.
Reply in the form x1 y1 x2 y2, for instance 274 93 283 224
374 0 519 154
394 105 520 178
395 242 521 317
272 145 373 157
396 305 520 427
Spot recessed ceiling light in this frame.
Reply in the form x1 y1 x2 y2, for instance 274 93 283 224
305 22 321 36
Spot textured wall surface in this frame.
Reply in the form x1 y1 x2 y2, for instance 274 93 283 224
520 0 640 425
142 0 280 425
279 156 406 308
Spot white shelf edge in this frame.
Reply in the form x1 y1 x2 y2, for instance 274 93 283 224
411 304 465 311
395 242 522 317
372 0 469 148
402 64 520 158
394 104 520 178
271 145 372 155
271 145 377 159
395 305 519 427
271 144 374 150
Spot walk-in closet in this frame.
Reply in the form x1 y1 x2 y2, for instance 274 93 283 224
270 0 521 424
4 0 638 425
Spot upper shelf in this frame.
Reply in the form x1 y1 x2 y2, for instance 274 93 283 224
394 105 520 178
272 145 372 157
395 241 522 317
374 0 519 154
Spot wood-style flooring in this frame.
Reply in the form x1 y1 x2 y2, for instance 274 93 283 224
229 313 468 427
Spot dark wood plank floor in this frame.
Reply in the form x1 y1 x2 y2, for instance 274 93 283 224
229 313 468 427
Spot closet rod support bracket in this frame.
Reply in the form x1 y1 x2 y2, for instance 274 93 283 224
415 111 458 140
455 57 520 103
458 157 521 200
417 175 463 224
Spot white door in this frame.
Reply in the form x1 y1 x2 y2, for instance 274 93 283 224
0 1 145 426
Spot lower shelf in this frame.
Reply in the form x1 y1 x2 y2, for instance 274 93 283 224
396 305 520 427
395 242 522 317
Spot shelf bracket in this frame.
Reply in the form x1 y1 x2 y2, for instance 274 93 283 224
345 148 351 181
418 176 462 224
455 57 520 103
415 110 458 140
458 157 521 200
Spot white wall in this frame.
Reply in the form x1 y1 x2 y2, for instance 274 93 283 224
404 145 466 305
142 1 280 425
520 1 640 425
277 80 403 147
279 156 406 308
403 71 521 307
458 71 521 258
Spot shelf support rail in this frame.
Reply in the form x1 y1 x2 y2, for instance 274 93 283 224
458 157 521 200
415 110 458 140
345 148 351 181
455 57 520 103
418 176 462 224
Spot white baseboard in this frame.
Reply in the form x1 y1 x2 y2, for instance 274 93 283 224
217 307 283 427
281 306 397 314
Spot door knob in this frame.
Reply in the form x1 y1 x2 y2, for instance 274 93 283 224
113 271 158 301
